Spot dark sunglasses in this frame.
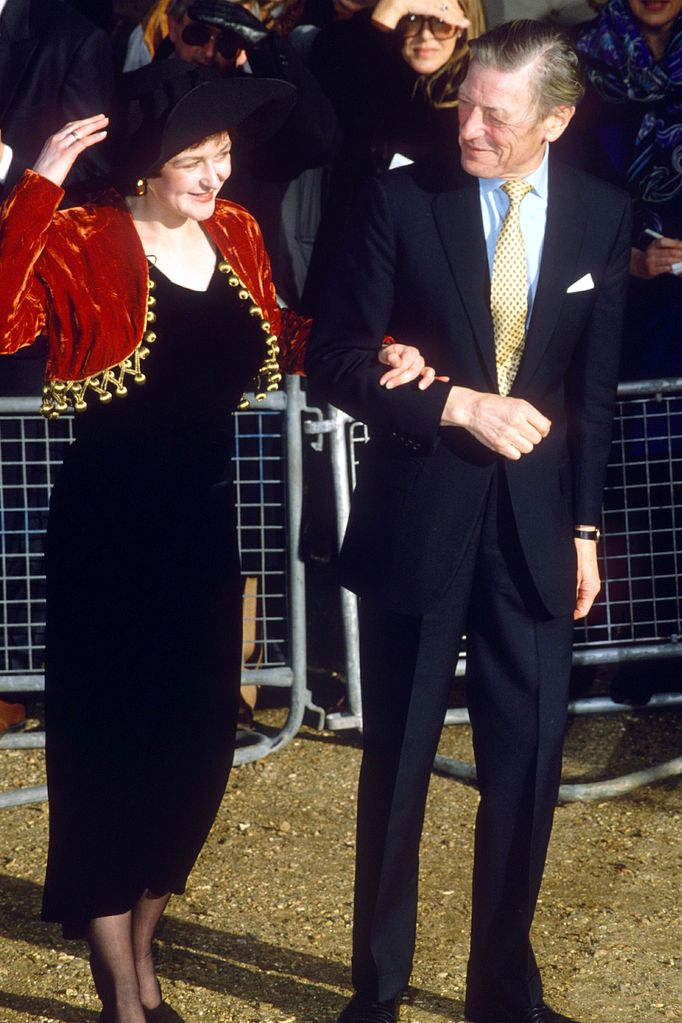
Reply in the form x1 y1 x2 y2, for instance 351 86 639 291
398 14 459 39
181 22 243 60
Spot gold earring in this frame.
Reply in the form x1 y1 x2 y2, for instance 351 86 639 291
134 178 147 196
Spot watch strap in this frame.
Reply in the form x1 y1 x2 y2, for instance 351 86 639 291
574 527 600 542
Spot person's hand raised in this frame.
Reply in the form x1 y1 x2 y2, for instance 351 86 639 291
372 0 469 34
32 114 109 189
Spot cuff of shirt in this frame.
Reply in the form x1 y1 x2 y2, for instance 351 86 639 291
0 143 14 184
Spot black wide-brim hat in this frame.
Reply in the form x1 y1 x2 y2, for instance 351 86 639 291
112 60 296 181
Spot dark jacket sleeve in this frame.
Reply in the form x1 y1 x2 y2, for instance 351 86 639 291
566 190 632 524
305 174 450 448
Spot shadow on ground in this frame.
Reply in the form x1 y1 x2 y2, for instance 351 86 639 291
0 874 465 1022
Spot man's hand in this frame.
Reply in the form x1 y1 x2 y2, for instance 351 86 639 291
440 386 551 460
574 536 600 619
32 114 108 188
630 238 682 279
378 343 449 390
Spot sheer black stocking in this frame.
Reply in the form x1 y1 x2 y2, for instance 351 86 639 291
87 911 146 1023
87 892 171 1022
132 890 172 1010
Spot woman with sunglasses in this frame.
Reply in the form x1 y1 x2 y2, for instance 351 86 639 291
373 0 480 96
0 62 428 1023
302 0 485 308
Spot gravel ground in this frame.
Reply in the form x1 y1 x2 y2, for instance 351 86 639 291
0 704 680 1023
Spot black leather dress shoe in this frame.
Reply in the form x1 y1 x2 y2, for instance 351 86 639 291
470 1002 581 1023
337 993 399 1023
522 1005 580 1023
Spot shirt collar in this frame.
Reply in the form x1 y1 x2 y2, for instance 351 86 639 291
478 144 550 202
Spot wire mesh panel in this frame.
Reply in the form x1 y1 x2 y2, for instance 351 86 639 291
234 406 289 669
344 384 682 653
0 412 72 674
574 387 681 647
0 400 291 680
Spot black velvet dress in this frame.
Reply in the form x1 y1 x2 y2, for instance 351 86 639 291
42 262 265 937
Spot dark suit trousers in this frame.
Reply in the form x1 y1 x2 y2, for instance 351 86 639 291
351 470 574 1016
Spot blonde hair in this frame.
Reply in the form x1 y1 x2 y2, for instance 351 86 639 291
413 0 486 109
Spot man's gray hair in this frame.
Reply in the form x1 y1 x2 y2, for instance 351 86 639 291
469 20 584 119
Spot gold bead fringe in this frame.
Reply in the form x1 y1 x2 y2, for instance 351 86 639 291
40 277 157 420
40 261 282 419
217 259 281 410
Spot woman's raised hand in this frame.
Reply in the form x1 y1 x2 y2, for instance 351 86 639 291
32 114 109 188
372 0 469 33
378 343 449 390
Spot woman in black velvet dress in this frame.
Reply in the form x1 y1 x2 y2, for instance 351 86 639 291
0 60 432 1023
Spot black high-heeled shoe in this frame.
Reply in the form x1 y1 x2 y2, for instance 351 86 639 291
144 1002 186 1023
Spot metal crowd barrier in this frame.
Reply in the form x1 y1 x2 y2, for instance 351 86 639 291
0 375 313 809
310 378 682 802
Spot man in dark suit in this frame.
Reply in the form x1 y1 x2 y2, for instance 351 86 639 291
306 19 631 1023
0 0 113 201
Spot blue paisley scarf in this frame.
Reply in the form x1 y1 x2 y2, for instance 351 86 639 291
577 0 682 217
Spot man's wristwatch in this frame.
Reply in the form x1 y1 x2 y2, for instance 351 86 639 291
574 527 601 542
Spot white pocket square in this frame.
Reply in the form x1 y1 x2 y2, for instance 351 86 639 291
566 273 594 293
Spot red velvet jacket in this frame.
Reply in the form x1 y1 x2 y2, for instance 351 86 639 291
0 171 308 417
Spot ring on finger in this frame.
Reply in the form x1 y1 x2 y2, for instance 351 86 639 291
70 129 80 141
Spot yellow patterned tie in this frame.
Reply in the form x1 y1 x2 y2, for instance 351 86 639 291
491 179 533 396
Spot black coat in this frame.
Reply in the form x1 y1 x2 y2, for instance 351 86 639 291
306 157 632 617
303 10 460 309
0 0 114 199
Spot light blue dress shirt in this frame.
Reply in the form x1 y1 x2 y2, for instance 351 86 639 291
478 145 550 326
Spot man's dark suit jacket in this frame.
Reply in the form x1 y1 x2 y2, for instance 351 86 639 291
305 157 632 619
0 0 114 199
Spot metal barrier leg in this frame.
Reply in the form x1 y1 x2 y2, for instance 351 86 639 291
234 376 314 763
0 785 47 809
432 752 682 802
319 406 364 730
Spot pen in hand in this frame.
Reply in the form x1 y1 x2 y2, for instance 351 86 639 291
643 228 682 274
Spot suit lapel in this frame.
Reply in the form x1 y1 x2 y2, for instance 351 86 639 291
513 159 587 391
432 181 497 388
0 0 37 125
